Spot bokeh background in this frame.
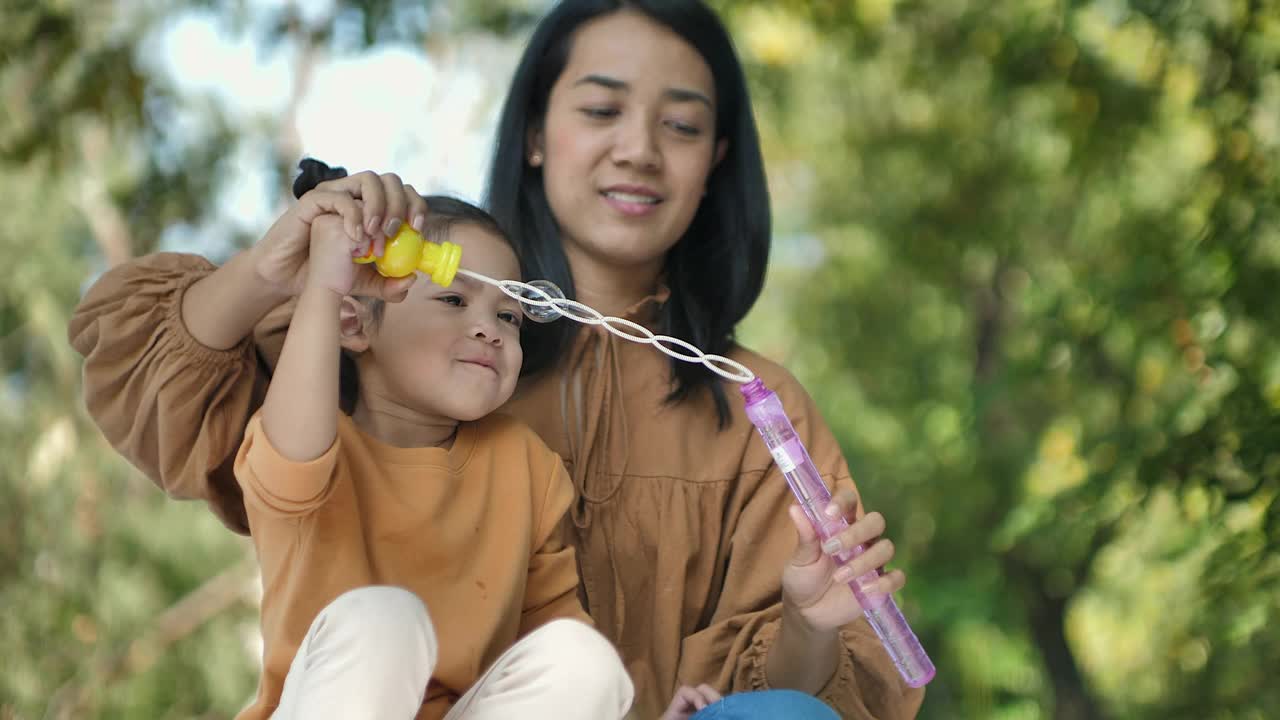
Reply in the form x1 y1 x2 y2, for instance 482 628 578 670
3 0 1279 718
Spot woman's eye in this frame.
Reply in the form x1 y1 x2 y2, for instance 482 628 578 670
439 295 464 306
666 119 701 136
581 106 619 119
499 311 522 327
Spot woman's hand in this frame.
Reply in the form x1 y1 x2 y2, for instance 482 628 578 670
780 488 906 634
251 170 429 299
659 684 723 720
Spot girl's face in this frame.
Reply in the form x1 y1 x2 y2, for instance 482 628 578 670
532 10 727 277
361 224 524 422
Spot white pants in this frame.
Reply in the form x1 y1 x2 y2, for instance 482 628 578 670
270 586 634 720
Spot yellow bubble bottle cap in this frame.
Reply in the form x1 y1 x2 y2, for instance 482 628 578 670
352 224 461 287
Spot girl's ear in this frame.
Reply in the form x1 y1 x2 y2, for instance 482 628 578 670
338 297 373 353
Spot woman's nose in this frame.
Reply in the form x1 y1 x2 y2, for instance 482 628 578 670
612 116 661 170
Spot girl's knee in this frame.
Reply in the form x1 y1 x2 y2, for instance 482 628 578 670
533 620 618 662
519 620 633 712
530 619 630 683
326 586 429 629
316 586 436 664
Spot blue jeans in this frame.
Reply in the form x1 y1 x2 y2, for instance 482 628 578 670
689 690 841 719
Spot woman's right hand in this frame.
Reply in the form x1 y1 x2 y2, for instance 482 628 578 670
250 170 430 300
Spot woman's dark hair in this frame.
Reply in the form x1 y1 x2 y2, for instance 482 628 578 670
484 0 771 427
292 158 511 412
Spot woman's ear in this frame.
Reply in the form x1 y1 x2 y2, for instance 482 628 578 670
526 126 545 167
338 297 373 353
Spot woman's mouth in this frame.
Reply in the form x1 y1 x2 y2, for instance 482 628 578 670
601 189 663 216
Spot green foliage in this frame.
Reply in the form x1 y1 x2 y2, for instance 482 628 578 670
3 0 1276 718
727 0 1280 717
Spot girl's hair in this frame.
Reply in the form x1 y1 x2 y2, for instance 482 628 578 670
291 158 512 412
484 0 771 427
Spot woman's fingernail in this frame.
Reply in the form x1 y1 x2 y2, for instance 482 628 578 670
821 538 842 555
824 503 840 518
412 214 426 233
833 566 855 584
366 216 381 235
384 217 402 236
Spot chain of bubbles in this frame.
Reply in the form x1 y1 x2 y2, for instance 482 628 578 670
457 269 756 384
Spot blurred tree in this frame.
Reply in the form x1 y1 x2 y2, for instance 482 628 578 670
724 1 1280 718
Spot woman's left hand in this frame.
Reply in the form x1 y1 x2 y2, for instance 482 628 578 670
780 487 906 634
659 684 723 720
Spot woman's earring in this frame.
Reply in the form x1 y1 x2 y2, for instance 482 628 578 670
530 151 543 166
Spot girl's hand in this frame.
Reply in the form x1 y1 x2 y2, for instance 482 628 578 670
659 684 723 720
250 170 429 299
780 488 907 634
305 214 369 296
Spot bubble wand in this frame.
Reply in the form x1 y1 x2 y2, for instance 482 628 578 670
359 225 936 688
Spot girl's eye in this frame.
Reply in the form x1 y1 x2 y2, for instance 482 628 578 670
439 295 464 306
499 311 522 327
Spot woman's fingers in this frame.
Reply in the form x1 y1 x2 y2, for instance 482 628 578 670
378 172 408 237
878 568 907 595
823 486 860 521
317 170 387 238
822 511 886 559
831 537 896 585
309 169 427 244
405 185 428 234
788 505 823 567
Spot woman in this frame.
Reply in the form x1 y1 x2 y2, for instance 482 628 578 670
69 2 925 718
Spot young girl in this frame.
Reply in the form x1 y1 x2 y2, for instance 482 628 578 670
232 161 632 720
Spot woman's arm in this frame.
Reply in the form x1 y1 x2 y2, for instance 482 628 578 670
674 377 924 719
68 253 265 533
68 168 426 531
184 170 425 350
180 248 293 350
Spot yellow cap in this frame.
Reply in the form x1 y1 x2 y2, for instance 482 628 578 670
419 239 461 287
351 224 462 286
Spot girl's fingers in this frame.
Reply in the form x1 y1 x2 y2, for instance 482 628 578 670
694 684 722 705
302 190 364 245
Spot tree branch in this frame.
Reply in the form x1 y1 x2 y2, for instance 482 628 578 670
44 554 259 720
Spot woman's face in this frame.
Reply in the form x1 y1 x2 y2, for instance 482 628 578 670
533 10 727 276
